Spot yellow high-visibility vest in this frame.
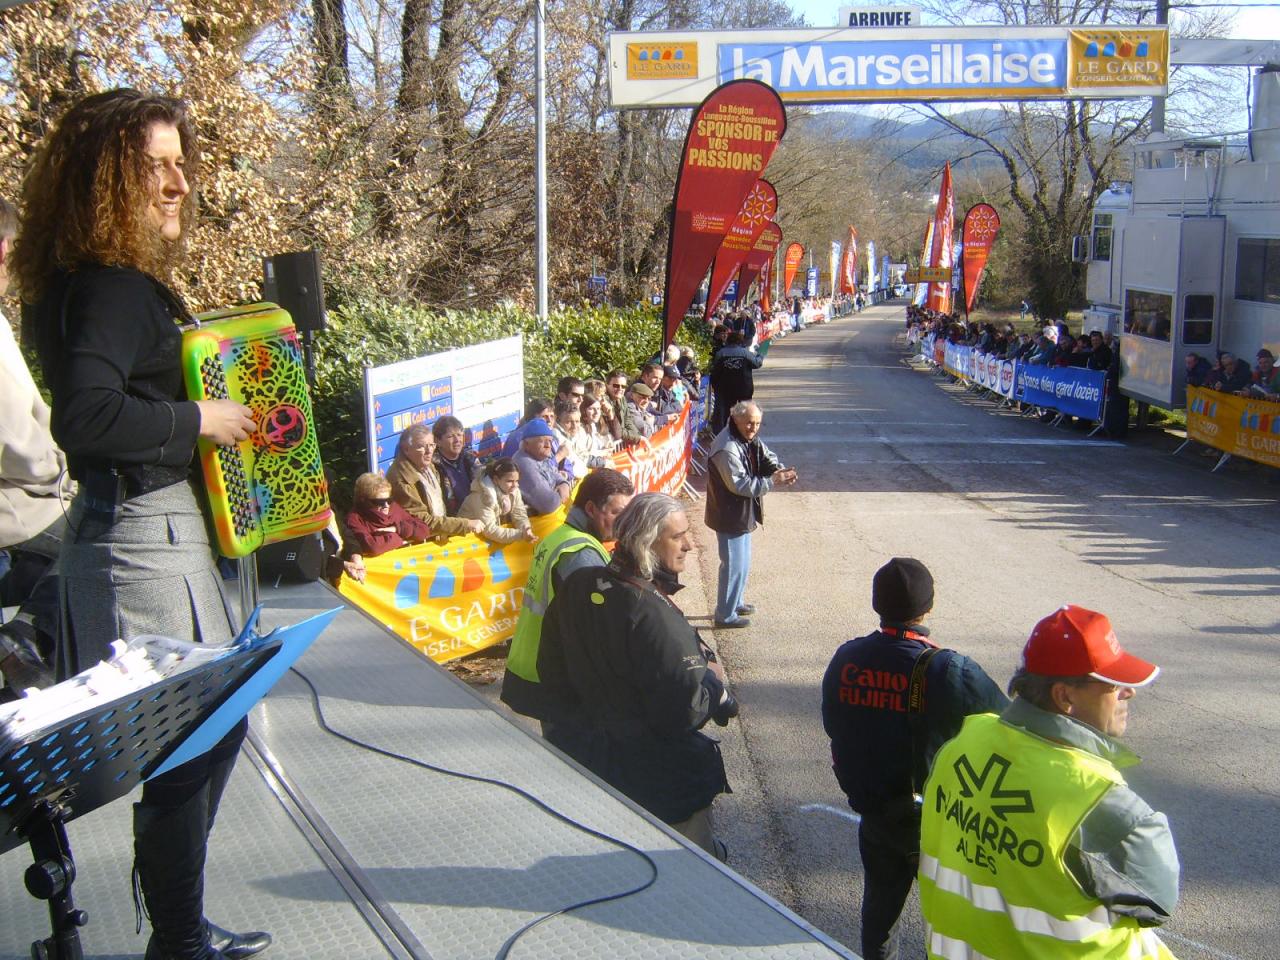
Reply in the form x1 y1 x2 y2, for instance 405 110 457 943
919 713 1176 960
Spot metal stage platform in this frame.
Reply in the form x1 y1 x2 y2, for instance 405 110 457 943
2 579 855 960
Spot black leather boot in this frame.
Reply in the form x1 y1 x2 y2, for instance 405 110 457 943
207 921 272 960
134 789 221 960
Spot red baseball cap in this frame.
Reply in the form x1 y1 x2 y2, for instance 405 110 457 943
1023 605 1159 687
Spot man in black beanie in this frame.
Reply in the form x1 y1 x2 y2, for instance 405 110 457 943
820 557 1007 960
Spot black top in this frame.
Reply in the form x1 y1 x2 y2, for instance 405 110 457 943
821 626 1008 815
27 266 201 492
537 561 728 823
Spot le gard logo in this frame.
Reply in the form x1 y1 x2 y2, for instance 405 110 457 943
1072 30 1166 83
627 42 699 80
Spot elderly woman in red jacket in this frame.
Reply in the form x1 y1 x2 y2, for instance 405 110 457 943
345 472 432 558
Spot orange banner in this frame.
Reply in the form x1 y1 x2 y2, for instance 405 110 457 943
961 203 1001 315
782 242 805 297
926 162 954 314
1186 387 1280 469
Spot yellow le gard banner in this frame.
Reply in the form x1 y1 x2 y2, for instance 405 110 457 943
1186 386 1280 469
340 402 694 663
339 507 569 663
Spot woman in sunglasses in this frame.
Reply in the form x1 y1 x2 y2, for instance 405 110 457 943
345 472 432 558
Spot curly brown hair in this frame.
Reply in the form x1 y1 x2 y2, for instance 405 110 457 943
10 88 199 304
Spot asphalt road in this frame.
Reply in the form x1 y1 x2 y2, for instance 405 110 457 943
685 302 1280 960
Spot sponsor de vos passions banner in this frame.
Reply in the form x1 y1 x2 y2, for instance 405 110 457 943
783 242 805 296
663 79 786 347
961 203 1001 315
340 405 695 663
705 178 778 319
1186 386 1280 469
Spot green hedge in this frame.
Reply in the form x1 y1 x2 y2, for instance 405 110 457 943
311 298 712 508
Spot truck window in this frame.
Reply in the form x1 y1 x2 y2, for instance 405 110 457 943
1092 214 1113 263
1234 238 1280 304
1124 289 1172 341
1182 294 1214 345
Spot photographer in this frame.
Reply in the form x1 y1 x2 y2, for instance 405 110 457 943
538 494 734 858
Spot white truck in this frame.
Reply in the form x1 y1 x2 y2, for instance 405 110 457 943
1077 64 1280 411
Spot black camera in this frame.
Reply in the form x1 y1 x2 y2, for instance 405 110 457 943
712 690 740 726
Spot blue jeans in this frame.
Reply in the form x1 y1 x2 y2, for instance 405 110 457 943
715 530 752 622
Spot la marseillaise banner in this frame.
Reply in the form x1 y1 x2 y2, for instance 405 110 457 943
782 242 805 296
738 221 783 300
608 26 1169 108
339 404 695 663
705 178 778 319
961 202 1001 315
662 79 786 347
1186 387 1280 470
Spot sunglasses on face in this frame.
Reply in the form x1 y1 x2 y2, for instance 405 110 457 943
370 497 392 508
570 391 585 398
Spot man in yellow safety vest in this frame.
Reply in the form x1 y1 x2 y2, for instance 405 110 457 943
919 604 1179 960
500 468 634 726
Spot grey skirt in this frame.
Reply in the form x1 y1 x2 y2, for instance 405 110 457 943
57 480 234 677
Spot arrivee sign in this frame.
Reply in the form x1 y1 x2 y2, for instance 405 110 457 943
837 6 922 28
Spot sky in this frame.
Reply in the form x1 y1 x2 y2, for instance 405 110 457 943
790 0 1280 39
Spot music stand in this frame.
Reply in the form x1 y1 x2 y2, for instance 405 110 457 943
0 639 282 960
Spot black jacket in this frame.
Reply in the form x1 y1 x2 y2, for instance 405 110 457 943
538 561 729 823
821 625 1007 815
28 266 201 494
709 345 763 405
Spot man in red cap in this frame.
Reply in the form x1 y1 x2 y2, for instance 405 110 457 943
918 604 1179 960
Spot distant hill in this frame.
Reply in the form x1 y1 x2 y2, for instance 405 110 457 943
795 107 1010 172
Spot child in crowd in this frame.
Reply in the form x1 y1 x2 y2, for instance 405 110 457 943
346 472 432 558
458 458 536 544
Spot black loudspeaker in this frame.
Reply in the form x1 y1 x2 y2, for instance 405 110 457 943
262 250 327 333
256 533 326 585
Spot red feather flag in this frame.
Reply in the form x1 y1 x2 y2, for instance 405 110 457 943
926 162 955 313
662 80 786 348
704 179 778 320
961 203 1001 316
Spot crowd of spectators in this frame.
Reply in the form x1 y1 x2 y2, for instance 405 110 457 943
1186 348 1279 400
908 305 1116 372
341 353 707 566
909 302 1280 413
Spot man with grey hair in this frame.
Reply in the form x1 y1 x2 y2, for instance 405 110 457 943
0 195 68 695
537 493 735 856
704 400 795 628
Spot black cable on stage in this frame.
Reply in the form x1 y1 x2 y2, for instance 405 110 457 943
287 666 660 960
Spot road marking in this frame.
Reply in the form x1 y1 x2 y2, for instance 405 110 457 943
834 459 1048 465
806 420 967 426
769 435 1125 447
798 803 861 824
1160 931 1247 960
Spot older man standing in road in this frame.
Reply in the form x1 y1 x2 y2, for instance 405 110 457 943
919 604 1179 960
705 401 795 629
